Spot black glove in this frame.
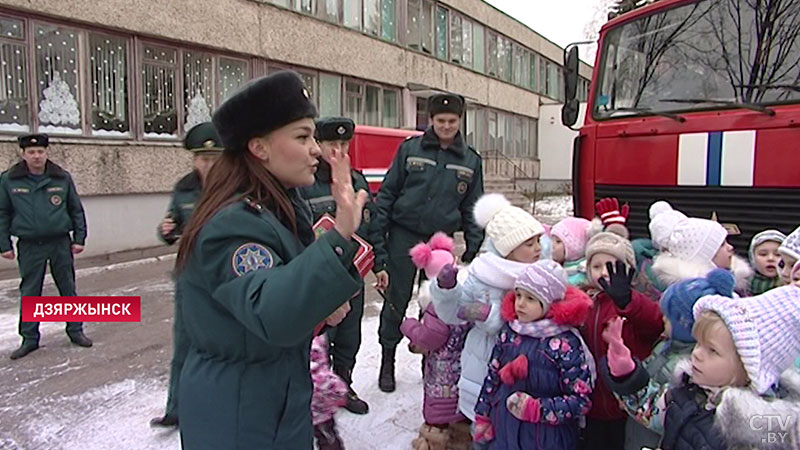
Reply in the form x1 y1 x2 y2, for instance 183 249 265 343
598 260 635 309
461 250 477 264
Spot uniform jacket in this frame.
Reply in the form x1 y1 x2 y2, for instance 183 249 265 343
0 160 86 252
176 190 362 450
372 128 484 269
160 170 202 245
579 289 664 421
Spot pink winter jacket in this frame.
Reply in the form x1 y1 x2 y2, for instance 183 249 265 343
401 304 470 425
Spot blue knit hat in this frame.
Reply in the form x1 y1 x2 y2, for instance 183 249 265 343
660 268 735 343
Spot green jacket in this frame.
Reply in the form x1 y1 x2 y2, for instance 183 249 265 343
176 190 362 449
159 170 202 245
373 128 484 270
299 162 378 247
0 160 87 252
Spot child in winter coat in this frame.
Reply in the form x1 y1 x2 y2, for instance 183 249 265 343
649 201 752 294
631 201 687 300
401 233 472 450
605 284 800 450
748 229 786 295
431 193 545 442
579 230 664 450
599 269 735 450
550 217 592 286
473 260 595 450
310 334 349 450
779 225 800 286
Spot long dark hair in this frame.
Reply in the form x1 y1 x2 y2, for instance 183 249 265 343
175 148 295 272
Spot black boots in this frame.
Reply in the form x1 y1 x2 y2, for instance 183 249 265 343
149 414 179 428
378 346 396 393
334 366 369 414
313 418 344 450
68 331 93 347
9 341 39 360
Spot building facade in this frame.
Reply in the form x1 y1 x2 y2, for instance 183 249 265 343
0 0 592 266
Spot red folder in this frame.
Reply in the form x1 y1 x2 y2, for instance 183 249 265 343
313 214 374 278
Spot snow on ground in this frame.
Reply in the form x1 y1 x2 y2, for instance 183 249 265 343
533 195 573 224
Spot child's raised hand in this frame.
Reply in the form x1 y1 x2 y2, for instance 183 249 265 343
437 264 459 289
598 260 635 309
603 316 635 377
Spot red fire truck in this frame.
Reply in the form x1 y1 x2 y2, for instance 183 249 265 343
562 0 800 249
350 125 422 194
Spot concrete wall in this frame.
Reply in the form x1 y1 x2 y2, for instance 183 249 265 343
537 103 586 182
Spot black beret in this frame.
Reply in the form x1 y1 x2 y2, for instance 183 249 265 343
315 117 355 141
18 134 49 149
428 94 465 117
184 122 224 154
212 70 317 152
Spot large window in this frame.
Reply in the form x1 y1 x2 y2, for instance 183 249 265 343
319 73 342 117
35 24 81 135
435 6 448 60
183 50 214 132
0 17 29 132
142 45 178 137
343 78 400 126
219 57 249 104
89 34 129 136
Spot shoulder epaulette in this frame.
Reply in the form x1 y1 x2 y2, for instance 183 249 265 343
243 196 265 214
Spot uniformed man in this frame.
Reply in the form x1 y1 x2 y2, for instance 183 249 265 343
151 122 223 428
300 117 374 415
0 133 90 360
372 93 484 392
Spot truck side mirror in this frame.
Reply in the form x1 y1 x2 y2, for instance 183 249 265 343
562 46 580 127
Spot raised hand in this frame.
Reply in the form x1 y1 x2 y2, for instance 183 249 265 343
602 316 635 377
329 147 369 239
598 260 635 309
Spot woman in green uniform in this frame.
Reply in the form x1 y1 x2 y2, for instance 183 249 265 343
174 71 368 449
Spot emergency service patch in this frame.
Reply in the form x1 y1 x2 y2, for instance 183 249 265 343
457 181 468 194
232 243 274 276
50 195 62 206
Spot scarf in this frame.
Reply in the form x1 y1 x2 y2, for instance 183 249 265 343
468 252 529 290
510 319 597 386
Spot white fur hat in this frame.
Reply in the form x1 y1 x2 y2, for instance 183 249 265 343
649 201 687 250
473 193 544 257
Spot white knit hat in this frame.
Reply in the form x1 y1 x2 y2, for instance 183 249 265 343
473 193 544 257
748 229 786 264
779 225 800 262
648 201 687 250
515 260 568 313
693 285 800 394
667 217 727 264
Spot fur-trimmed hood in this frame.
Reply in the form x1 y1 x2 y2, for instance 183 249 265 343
671 359 800 450
653 253 752 294
500 286 593 326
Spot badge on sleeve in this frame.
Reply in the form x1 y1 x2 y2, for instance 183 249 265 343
232 243 274 276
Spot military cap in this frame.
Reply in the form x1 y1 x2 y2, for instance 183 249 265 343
18 133 49 149
212 70 317 152
184 122 224 154
315 117 355 142
427 93 465 117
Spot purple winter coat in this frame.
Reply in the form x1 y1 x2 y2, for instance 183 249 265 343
401 304 471 425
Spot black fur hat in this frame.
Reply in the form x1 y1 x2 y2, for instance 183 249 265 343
212 70 317 152
315 117 355 141
427 93 465 117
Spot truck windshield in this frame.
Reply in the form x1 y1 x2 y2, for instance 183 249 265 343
593 0 800 119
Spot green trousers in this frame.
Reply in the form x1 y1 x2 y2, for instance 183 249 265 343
327 285 365 373
17 235 82 343
378 225 428 350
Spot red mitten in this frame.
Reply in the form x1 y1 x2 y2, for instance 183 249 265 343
473 415 494 443
506 392 542 423
595 197 629 226
498 354 529 385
